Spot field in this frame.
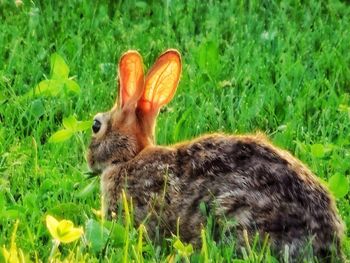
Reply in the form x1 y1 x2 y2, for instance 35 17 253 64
1 0 350 262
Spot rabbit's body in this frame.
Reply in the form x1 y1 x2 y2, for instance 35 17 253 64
88 50 344 261
101 134 343 259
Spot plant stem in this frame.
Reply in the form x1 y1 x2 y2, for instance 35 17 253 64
75 133 87 160
48 239 60 263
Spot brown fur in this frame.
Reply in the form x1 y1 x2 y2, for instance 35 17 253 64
87 50 345 262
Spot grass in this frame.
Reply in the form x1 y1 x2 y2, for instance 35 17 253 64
1 0 350 261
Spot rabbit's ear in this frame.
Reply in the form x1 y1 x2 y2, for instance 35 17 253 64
118 51 144 109
138 49 181 114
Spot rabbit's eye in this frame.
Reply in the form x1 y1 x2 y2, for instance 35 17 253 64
92 119 101 133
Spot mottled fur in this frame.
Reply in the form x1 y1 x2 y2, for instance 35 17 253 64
87 50 345 262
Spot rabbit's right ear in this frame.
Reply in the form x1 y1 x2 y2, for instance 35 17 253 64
135 50 181 142
137 49 182 114
118 51 144 109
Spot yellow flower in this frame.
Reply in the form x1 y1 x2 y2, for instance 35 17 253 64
1 220 26 263
46 215 83 244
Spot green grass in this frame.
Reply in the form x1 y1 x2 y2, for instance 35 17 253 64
1 0 350 261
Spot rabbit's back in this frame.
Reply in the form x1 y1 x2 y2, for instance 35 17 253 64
118 134 343 259
172 134 344 259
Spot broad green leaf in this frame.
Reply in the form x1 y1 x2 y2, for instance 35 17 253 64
76 120 93 132
85 219 109 253
28 99 45 118
310 144 325 158
6 205 26 217
62 115 78 130
51 53 69 79
64 79 80 94
62 116 91 132
32 79 62 97
328 173 349 199
2 209 20 219
104 221 126 247
47 203 83 220
48 129 74 143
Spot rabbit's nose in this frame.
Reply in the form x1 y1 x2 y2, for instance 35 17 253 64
92 119 101 133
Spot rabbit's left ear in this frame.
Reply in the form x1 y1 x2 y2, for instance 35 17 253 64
118 51 144 109
137 49 182 114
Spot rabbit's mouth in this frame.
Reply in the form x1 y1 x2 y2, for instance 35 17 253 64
87 158 108 174
87 148 105 173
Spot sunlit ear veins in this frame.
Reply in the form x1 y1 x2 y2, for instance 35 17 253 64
120 54 143 107
145 60 179 111
154 62 177 103
123 61 134 99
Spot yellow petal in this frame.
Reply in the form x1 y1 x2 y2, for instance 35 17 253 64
46 215 59 240
60 227 84 244
57 220 74 237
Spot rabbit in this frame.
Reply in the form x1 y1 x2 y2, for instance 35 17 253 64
87 49 345 261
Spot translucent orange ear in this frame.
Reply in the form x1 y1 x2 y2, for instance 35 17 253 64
138 49 181 113
118 51 144 108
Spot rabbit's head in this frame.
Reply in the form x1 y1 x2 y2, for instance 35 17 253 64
87 50 182 172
